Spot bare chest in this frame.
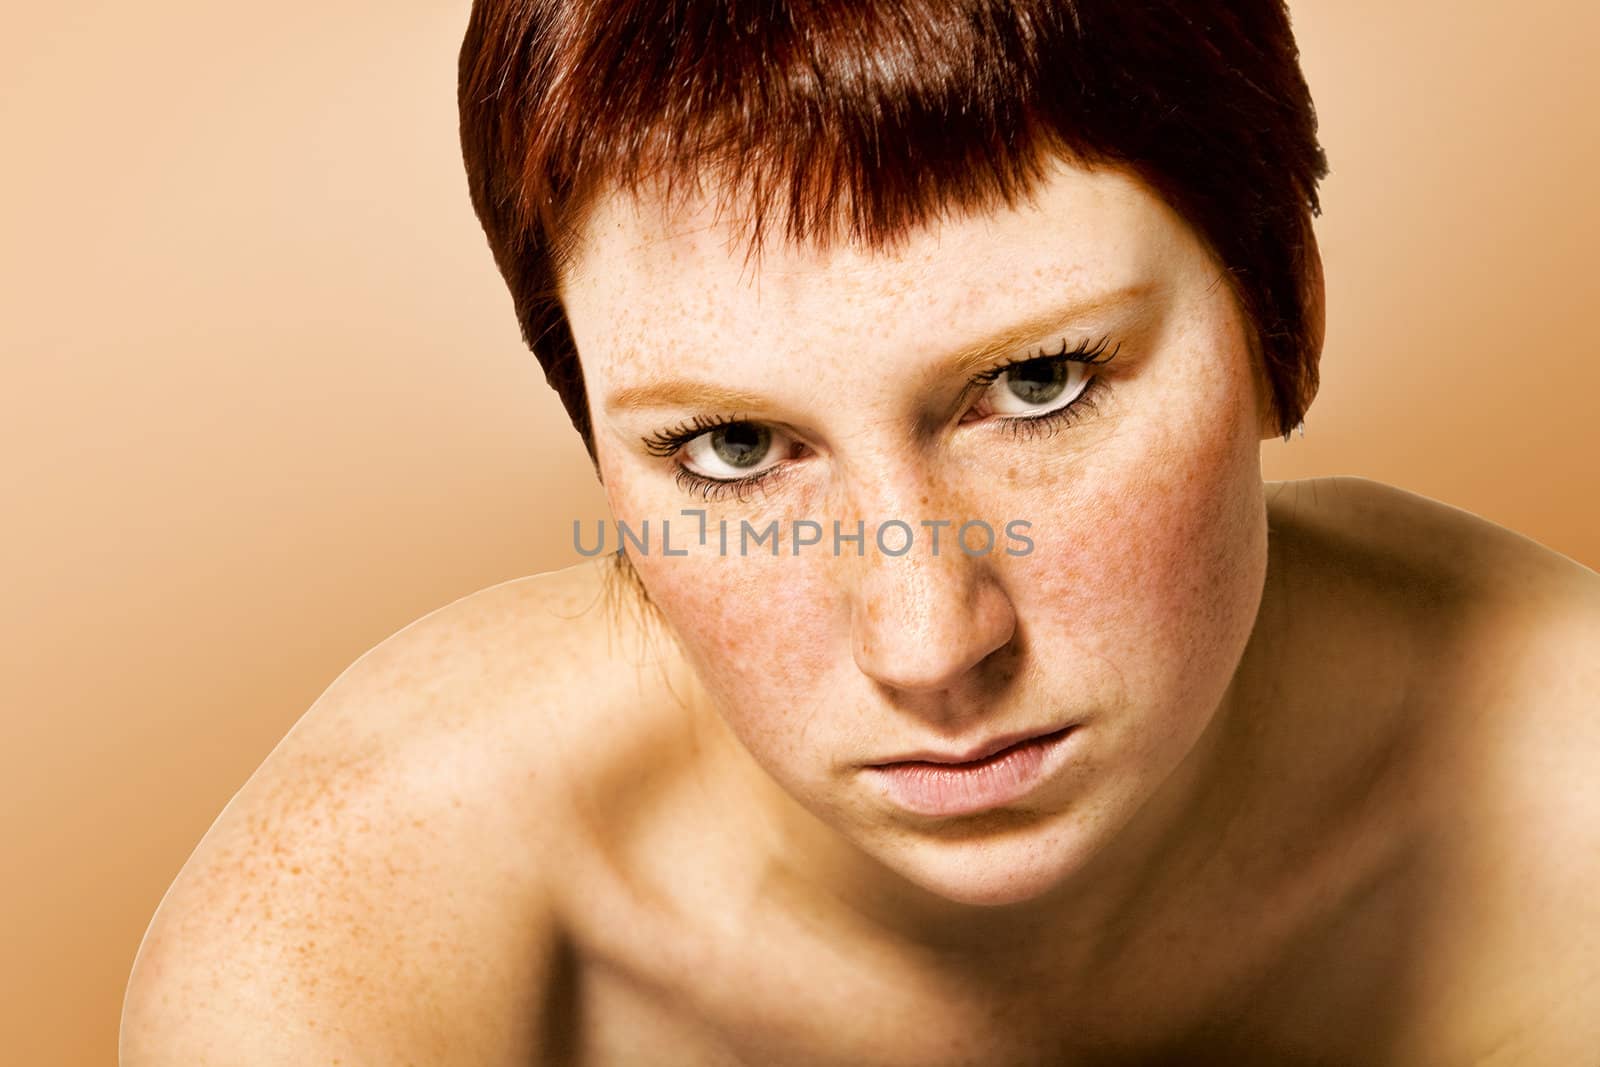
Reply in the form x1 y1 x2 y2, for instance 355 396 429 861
545 822 1460 1067
556 916 1126 1067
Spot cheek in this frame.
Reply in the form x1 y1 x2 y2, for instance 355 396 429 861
633 548 846 775
1010 355 1266 740
643 554 834 687
598 446 844 752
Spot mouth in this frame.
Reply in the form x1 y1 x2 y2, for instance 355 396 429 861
862 725 1082 818
870 724 1078 768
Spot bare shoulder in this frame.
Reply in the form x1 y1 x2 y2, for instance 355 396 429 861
1264 474 1597 702
1270 477 1600 1060
1268 474 1598 768
1413 494 1600 1063
121 557 650 1065
1266 474 1597 593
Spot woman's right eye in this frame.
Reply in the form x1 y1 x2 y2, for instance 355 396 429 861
680 422 793 481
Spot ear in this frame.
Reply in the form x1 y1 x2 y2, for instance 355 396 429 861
1258 220 1325 442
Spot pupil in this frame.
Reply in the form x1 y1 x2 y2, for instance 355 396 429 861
1008 359 1068 405
711 423 770 468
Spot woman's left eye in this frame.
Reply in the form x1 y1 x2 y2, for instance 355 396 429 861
968 354 1094 420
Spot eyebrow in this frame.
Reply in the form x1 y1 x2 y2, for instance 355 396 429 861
601 282 1156 415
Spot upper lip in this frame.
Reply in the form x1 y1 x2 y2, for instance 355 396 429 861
869 724 1075 767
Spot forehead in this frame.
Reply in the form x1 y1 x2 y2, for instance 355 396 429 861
560 157 1208 390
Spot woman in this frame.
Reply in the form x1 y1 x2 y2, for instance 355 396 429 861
123 1 1600 1063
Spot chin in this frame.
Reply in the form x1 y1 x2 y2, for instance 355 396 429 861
876 814 1103 909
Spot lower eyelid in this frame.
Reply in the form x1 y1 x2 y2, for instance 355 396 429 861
673 460 789 502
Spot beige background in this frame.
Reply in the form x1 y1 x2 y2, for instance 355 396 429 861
2 3 1596 1063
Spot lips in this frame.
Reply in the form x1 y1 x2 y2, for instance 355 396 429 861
871 725 1076 767
862 725 1082 818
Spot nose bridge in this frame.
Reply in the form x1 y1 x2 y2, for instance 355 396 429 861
835 456 1017 695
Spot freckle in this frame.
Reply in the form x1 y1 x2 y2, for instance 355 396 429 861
290 865 302 875
1007 467 1018 480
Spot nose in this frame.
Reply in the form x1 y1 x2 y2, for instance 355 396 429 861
848 521 1018 695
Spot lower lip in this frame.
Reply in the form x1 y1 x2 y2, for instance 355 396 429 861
864 727 1079 818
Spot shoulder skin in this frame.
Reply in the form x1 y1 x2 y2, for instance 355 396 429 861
120 558 644 1066
1272 476 1600 1062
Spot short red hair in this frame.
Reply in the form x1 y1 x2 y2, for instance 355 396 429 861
458 1 1329 464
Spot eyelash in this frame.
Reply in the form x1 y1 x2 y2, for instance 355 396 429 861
645 335 1121 502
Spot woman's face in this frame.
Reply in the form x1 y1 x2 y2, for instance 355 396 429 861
562 155 1278 908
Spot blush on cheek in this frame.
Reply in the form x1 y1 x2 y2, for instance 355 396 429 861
1011 390 1265 743
634 549 839 717
1137 461 1261 656
1125 475 1263 754
598 439 843 750
673 564 855 796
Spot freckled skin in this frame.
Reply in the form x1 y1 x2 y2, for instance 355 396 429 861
565 154 1280 924
120 160 1600 1067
